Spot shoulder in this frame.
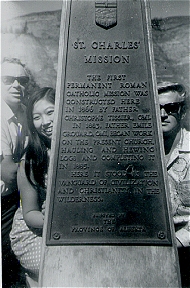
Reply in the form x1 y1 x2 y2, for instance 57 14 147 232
182 128 190 139
181 129 190 152
1 101 14 122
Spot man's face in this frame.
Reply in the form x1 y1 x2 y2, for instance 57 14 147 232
1 62 29 108
159 90 182 134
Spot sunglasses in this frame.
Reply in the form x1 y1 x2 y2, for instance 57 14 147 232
2 76 29 86
160 102 182 114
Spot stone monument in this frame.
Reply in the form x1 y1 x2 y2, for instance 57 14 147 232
39 0 181 286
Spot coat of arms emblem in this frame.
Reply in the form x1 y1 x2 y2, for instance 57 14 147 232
95 0 117 29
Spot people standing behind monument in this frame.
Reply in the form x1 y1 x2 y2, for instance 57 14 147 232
158 81 190 287
10 87 55 281
1 57 31 287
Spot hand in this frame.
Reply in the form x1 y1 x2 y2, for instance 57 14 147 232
42 200 46 219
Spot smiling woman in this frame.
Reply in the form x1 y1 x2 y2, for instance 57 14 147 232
9 87 55 282
33 98 55 140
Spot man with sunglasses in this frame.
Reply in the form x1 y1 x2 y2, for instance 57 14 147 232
1 57 30 287
158 81 190 287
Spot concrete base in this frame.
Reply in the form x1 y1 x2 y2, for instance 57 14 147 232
39 245 181 287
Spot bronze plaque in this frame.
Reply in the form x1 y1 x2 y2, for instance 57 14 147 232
47 0 172 245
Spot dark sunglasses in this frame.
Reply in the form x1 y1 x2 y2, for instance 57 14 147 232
160 102 182 114
2 76 29 86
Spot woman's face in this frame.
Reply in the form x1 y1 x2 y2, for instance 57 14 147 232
33 98 55 139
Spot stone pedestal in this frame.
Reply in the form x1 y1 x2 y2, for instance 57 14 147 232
39 1 181 286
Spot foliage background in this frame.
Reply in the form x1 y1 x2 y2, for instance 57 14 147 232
1 10 190 127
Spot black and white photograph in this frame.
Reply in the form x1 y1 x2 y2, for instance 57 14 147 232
1 0 190 287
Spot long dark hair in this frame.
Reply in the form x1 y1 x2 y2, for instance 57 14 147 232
25 87 55 190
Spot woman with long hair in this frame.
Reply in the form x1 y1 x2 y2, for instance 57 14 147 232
10 87 55 281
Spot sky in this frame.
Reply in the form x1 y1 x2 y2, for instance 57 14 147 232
1 0 190 22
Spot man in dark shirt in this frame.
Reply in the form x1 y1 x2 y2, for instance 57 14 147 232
1 57 29 287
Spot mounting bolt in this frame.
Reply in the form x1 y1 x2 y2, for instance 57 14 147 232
157 231 166 240
53 232 60 240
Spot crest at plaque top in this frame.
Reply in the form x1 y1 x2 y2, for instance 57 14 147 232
95 0 117 29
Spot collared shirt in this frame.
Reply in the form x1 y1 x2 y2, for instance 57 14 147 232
1 100 27 156
1 100 19 156
1 100 27 196
167 128 190 247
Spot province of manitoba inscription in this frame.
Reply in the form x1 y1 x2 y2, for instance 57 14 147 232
47 0 172 245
